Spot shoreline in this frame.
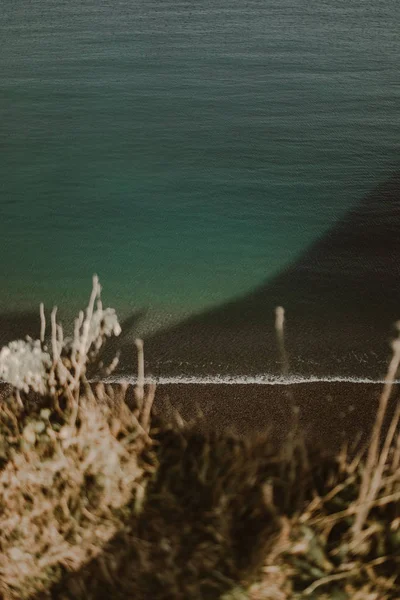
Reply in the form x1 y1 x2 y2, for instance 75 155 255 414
102 374 400 385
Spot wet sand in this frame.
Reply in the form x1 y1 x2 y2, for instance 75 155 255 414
1 379 398 455
153 381 400 454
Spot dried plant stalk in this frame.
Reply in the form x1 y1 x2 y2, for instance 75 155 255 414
352 324 400 540
39 302 46 343
134 338 145 410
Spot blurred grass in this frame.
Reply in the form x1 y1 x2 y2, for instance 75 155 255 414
0 280 399 599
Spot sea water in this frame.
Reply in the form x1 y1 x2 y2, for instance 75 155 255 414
1 0 399 379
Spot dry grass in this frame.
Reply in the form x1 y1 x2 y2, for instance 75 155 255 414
0 279 156 599
225 316 400 600
0 387 154 599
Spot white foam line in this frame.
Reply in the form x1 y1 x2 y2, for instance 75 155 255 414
100 374 400 386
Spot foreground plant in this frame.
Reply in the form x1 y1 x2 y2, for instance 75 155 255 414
227 323 400 600
0 278 155 599
0 282 399 599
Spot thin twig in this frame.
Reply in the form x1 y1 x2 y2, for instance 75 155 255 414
370 401 400 497
391 432 400 488
70 275 100 397
309 489 400 527
140 383 156 433
39 303 46 344
303 570 357 596
134 338 145 411
352 325 400 539
57 324 64 350
275 306 290 379
51 307 60 363
104 355 119 377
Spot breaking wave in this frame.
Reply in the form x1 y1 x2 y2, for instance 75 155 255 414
100 374 400 386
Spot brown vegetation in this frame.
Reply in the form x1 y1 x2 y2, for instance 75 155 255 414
0 279 399 599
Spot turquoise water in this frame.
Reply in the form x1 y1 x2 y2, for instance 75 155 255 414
1 1 399 358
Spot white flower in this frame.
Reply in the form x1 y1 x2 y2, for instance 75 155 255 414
0 340 51 394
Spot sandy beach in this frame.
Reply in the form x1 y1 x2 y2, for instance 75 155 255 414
153 381 399 454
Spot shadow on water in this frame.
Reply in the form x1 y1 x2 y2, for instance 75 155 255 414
114 172 400 380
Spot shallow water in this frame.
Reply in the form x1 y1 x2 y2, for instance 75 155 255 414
1 1 399 378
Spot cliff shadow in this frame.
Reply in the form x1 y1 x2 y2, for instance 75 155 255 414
114 172 400 380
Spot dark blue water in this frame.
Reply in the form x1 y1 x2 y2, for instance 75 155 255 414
1 1 399 378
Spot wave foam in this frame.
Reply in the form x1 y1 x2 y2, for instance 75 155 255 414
100 374 400 386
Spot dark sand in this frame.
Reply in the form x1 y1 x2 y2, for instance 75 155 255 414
0 380 398 455
153 381 400 454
